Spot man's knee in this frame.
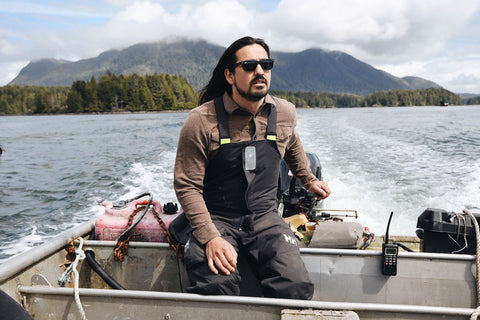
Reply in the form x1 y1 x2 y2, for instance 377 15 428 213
186 265 241 295
184 237 242 296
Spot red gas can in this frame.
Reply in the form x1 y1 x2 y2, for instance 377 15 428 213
95 198 181 242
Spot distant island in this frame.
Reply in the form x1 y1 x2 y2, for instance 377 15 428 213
0 71 466 115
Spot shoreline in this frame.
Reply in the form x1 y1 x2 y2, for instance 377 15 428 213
0 109 192 117
1 104 477 117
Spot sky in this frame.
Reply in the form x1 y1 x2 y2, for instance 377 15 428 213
1 0 480 94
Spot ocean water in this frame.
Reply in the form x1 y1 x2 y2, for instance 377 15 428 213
1 106 479 262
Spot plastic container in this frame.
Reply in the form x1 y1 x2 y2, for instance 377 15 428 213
416 208 480 254
95 199 181 242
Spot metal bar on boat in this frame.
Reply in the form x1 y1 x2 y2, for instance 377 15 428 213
18 286 475 317
300 247 476 261
82 240 170 249
82 240 476 262
0 220 95 283
84 240 475 263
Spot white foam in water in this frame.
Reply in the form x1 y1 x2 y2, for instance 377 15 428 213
435 159 480 213
322 168 406 236
297 107 480 236
120 157 178 206
0 226 43 258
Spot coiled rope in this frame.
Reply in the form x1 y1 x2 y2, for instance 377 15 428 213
463 209 480 320
58 237 87 320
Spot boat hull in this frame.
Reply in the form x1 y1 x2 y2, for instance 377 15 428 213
17 286 473 320
0 221 477 319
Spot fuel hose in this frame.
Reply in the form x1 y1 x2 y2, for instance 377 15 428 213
84 250 125 290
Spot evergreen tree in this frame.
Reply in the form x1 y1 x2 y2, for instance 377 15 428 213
66 90 83 113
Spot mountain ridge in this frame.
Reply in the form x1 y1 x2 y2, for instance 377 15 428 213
10 39 440 96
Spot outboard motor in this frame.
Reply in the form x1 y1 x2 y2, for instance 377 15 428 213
277 152 323 219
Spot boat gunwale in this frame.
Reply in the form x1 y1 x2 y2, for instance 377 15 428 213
0 220 95 283
1 220 476 285
18 286 475 317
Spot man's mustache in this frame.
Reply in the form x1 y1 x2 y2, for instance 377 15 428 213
251 76 267 85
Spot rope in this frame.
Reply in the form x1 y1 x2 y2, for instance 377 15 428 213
57 237 87 320
463 209 480 320
73 237 87 320
472 307 480 320
449 214 468 253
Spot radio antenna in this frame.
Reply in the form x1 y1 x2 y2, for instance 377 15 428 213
385 211 394 244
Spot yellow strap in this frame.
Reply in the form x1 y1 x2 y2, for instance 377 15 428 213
266 135 277 141
220 138 231 144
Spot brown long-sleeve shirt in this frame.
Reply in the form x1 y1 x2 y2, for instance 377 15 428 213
174 93 318 244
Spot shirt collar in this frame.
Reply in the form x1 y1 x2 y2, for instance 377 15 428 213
222 92 276 115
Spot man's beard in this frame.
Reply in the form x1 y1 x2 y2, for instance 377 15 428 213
234 76 269 102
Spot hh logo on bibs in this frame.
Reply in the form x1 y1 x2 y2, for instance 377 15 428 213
283 234 297 245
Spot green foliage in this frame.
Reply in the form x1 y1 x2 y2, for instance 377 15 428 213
465 96 480 105
0 72 198 115
0 85 69 114
74 72 197 112
362 88 461 107
271 91 346 108
272 88 461 108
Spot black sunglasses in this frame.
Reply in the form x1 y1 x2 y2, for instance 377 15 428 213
232 59 274 72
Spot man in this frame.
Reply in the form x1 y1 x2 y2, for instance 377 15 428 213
174 36 331 299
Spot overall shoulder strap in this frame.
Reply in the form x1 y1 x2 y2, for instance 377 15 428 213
213 96 231 145
265 103 277 141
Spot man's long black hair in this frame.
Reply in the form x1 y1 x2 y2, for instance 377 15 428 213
198 36 270 105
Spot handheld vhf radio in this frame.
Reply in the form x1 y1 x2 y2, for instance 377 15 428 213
382 211 398 276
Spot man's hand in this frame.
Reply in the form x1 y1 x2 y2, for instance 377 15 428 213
308 180 331 200
205 236 238 275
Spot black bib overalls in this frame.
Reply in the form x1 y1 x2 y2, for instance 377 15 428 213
184 97 313 299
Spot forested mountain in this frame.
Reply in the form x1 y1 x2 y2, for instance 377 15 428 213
0 73 197 114
0 76 461 115
10 40 439 96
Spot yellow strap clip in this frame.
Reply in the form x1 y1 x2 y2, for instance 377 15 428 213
266 135 277 141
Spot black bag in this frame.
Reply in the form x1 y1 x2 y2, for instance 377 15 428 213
168 212 193 246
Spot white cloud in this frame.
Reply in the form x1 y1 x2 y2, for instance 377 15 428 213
0 37 19 57
376 61 427 78
379 54 480 93
112 0 166 25
265 0 478 61
423 56 480 93
445 73 480 94
97 0 255 49
0 61 29 86
1 0 480 93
